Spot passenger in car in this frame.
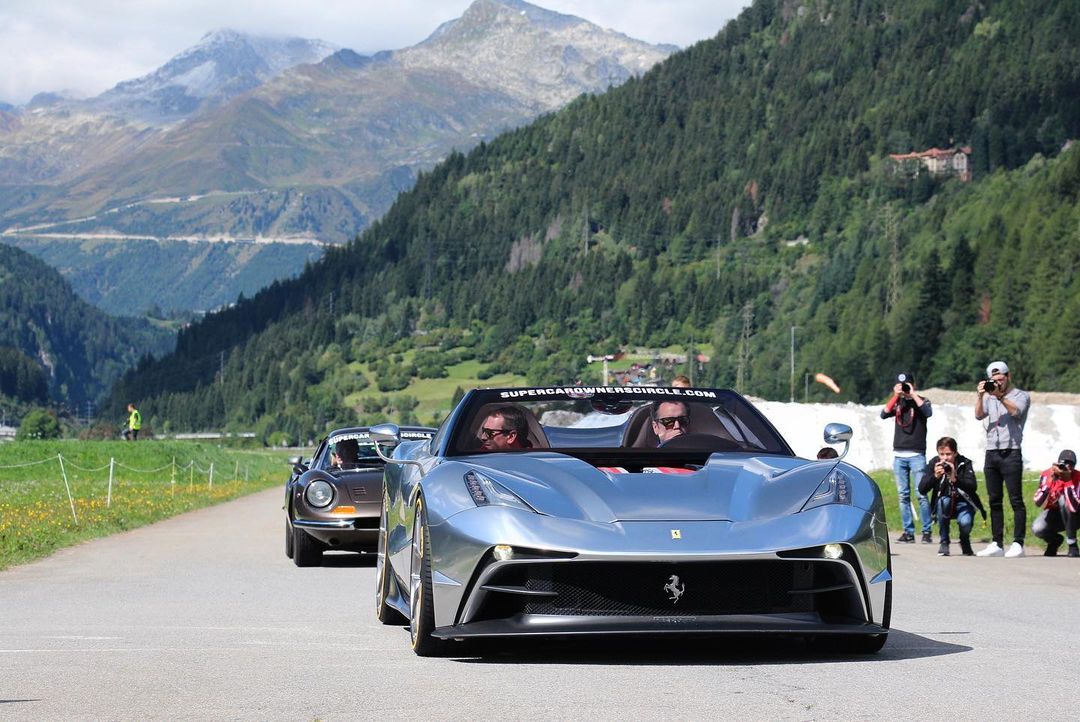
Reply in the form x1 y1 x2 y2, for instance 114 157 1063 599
331 438 360 469
478 406 532 451
651 401 691 446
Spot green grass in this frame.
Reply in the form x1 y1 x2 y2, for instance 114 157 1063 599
0 440 292 570
349 357 528 425
2 437 1047 570
869 469 1047 549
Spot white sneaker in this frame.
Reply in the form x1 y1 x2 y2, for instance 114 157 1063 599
1004 542 1025 558
976 542 1004 557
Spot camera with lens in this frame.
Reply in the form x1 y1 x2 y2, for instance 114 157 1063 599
941 461 953 475
900 382 911 394
983 378 997 393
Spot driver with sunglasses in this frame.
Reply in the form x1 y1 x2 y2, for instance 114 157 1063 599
477 405 531 451
650 401 691 446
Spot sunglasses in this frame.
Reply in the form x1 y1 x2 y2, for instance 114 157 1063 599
479 427 514 440
653 415 689 430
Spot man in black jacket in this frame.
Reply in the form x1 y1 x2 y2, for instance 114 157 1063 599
881 372 934 543
920 437 986 556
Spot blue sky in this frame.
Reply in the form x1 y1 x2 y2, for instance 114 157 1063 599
0 0 750 105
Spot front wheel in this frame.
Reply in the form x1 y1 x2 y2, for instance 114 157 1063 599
285 518 294 559
292 525 323 567
409 497 448 657
809 580 890 654
808 632 888 654
376 505 407 625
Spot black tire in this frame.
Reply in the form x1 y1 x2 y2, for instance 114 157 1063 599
285 518 294 559
409 497 448 657
292 524 323 567
808 580 891 654
376 505 407 625
810 631 888 654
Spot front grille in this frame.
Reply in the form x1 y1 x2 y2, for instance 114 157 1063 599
471 560 862 623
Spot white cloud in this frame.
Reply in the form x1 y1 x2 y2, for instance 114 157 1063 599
0 0 749 105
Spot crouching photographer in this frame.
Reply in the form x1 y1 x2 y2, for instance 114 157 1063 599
1032 450 1080 557
919 437 986 556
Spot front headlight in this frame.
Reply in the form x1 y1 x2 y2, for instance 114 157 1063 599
305 480 334 508
800 468 852 512
464 470 537 513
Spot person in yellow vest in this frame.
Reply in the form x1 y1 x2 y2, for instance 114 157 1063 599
123 403 142 441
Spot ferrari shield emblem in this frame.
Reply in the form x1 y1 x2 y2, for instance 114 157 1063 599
670 529 681 539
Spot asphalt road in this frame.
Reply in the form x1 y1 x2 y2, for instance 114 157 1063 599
2 488 1079 721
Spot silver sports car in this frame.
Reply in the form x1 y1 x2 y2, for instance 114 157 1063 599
372 387 891 656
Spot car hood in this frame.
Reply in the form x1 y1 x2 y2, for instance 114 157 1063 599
466 452 842 523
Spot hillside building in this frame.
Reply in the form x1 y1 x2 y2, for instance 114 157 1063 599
888 146 972 182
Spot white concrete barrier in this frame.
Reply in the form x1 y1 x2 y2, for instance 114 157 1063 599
754 398 1080 472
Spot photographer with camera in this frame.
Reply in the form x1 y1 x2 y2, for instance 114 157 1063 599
1031 450 1080 557
880 372 934 544
974 361 1031 557
919 437 986 556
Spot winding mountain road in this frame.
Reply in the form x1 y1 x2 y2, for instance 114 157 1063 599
2 488 1077 720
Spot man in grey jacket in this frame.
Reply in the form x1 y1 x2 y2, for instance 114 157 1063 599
974 360 1031 558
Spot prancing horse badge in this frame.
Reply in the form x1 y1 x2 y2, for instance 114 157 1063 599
663 574 686 603
671 529 681 539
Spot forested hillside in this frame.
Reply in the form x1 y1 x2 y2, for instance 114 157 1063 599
0 245 175 406
8 236 324 315
104 0 1080 440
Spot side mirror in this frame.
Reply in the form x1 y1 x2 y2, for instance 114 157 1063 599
288 455 307 474
369 423 401 446
823 423 853 459
369 423 425 476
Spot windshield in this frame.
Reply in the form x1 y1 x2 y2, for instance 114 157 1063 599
317 427 434 471
319 432 382 471
446 387 792 457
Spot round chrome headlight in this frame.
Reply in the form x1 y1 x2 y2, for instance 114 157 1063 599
305 480 334 508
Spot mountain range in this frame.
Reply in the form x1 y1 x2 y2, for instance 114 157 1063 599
0 0 674 246
100 0 1080 439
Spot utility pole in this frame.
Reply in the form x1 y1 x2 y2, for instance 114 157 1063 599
586 353 615 386
424 238 433 299
219 350 225 386
688 337 695 386
582 196 590 256
885 203 900 314
790 326 800 402
736 302 753 393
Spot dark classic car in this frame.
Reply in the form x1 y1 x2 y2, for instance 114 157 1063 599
284 425 436 567
372 386 891 656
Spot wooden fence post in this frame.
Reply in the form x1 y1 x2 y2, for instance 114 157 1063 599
57 454 78 524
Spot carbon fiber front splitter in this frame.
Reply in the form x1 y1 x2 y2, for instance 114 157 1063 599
431 613 887 639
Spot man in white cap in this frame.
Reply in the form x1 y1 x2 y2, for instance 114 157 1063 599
974 361 1031 557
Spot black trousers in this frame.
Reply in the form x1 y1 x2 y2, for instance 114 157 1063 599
1032 504 1079 547
983 448 1026 545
